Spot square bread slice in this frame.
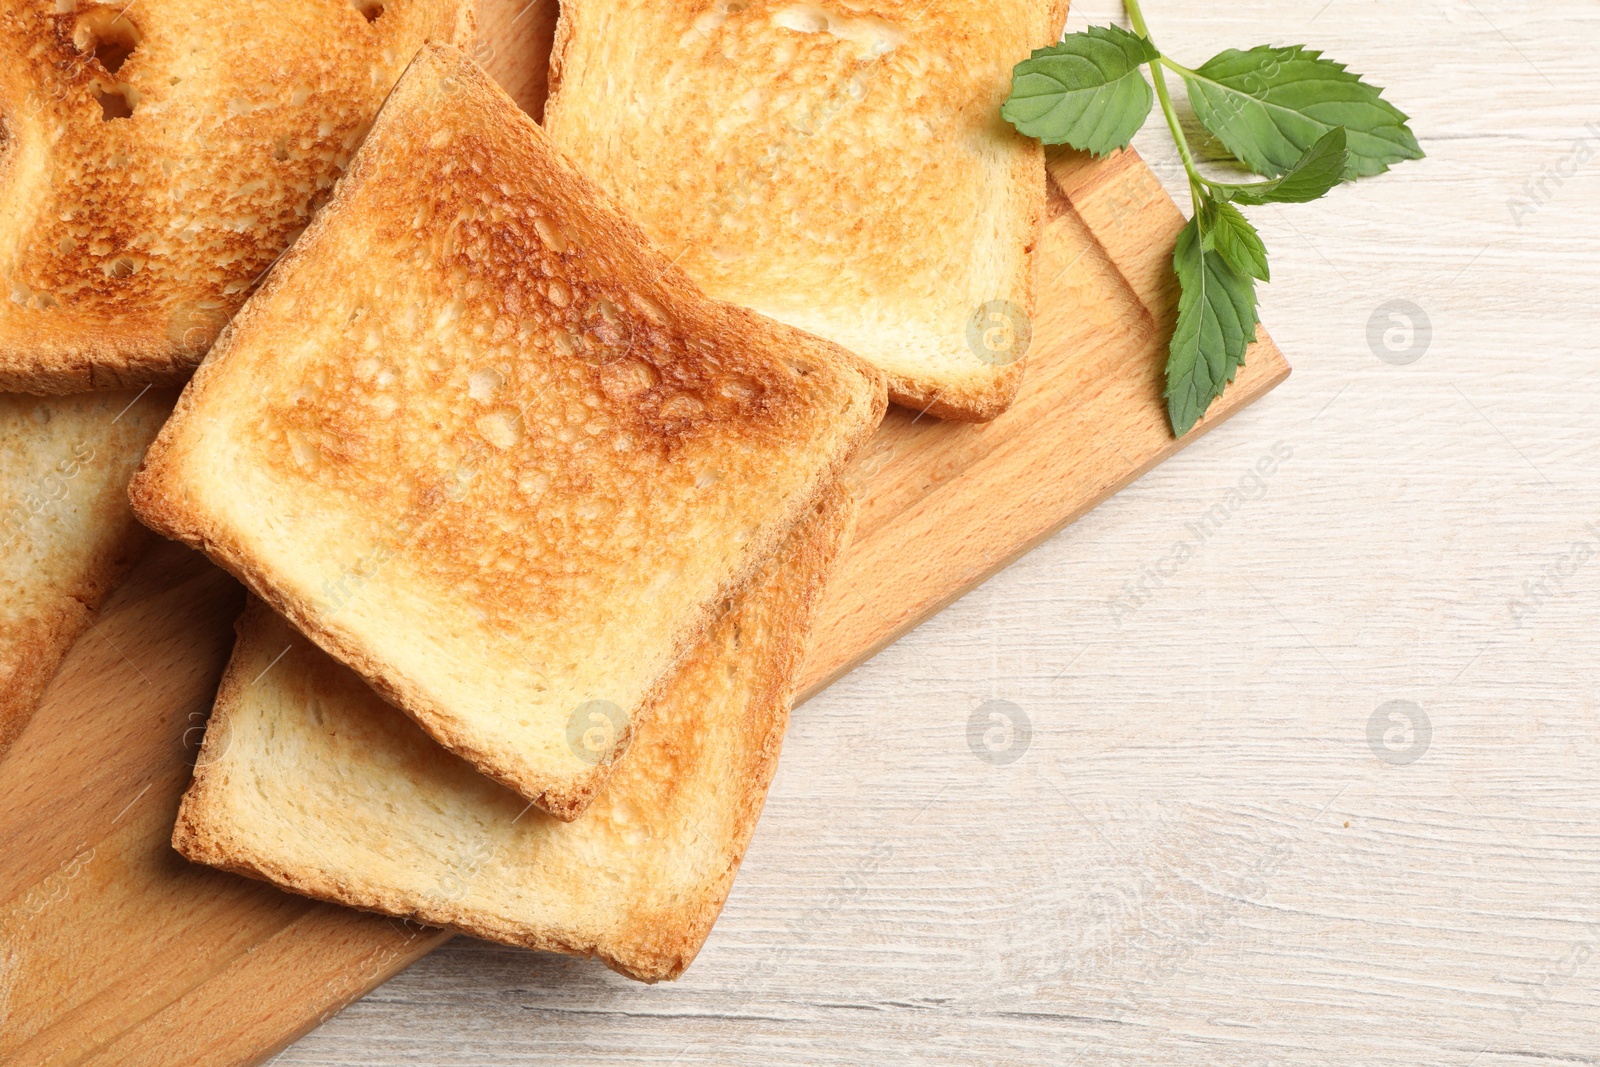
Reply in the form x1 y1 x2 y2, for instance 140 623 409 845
543 0 1070 421
0 0 475 393
129 44 886 820
0 387 173 757
174 485 856 983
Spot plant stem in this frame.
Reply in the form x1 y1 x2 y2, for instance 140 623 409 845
1123 0 1154 37
1158 55 1197 78
1150 65 1205 214
1123 0 1206 215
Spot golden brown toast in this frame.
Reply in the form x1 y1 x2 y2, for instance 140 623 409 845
0 388 173 757
173 486 855 983
0 0 476 393
130 44 887 820
544 0 1069 421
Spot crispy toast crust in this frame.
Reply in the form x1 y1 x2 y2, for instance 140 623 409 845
0 0 476 393
173 486 858 982
132 44 886 820
545 0 1069 422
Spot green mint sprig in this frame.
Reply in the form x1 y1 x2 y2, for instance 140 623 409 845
1001 1 1422 436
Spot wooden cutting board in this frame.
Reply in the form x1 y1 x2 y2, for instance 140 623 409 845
0 3 1290 1064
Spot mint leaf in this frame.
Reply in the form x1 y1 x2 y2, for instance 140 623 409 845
1216 127 1349 206
1201 200 1269 281
1181 46 1423 179
1166 215 1261 437
997 8 1421 435
1001 26 1160 155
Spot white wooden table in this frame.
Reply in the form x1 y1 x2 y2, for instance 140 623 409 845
277 2 1600 1063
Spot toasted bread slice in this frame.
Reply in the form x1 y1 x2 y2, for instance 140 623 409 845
0 388 173 757
0 0 476 393
173 485 855 982
543 0 1068 421
130 44 886 819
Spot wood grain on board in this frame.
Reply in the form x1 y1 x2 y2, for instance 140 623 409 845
0 2 1288 1064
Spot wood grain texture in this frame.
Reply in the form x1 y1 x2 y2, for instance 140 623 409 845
800 145 1287 698
0 2 1302 1065
272 2 1600 1066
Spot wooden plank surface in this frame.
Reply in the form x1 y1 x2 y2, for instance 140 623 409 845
0 2 1295 1064
266 3 1598 1066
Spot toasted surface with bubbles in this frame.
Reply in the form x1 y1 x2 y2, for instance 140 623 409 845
131 44 886 819
0 0 475 393
173 487 854 983
0 387 173 755
544 0 1068 421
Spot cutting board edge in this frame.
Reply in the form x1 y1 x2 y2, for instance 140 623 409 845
796 341 1290 703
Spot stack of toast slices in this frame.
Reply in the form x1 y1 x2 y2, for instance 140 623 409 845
0 0 1065 981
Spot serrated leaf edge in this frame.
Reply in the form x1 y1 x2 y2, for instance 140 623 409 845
1181 45 1423 179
